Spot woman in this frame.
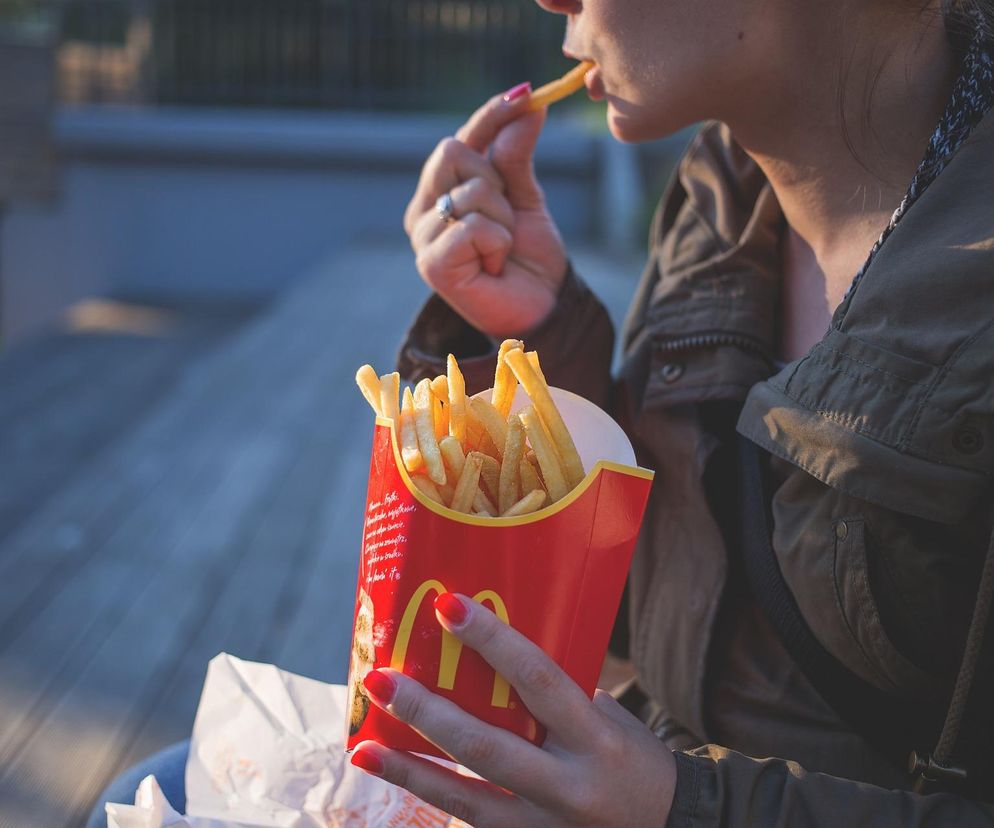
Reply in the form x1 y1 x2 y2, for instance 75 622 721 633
89 0 993 824
351 0 994 824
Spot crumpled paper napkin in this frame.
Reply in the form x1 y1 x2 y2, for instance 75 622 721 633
106 653 467 827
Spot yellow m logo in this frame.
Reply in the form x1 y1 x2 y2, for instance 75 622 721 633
390 579 511 708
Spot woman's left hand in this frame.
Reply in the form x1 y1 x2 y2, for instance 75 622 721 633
351 592 677 827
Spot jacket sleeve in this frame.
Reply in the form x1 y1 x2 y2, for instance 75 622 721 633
396 265 615 408
666 747 994 827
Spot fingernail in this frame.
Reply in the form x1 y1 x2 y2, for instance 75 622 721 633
351 748 384 776
363 670 396 704
503 82 531 103
434 592 469 626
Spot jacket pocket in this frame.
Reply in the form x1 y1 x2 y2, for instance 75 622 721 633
830 516 946 700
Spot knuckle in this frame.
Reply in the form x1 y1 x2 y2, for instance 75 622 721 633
438 790 477 824
515 651 559 695
590 721 625 760
437 136 463 164
457 729 497 766
394 687 428 726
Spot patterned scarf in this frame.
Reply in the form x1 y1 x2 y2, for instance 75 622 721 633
838 15 994 315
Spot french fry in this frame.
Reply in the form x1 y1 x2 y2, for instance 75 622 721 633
447 355 468 442
527 60 595 111
469 397 509 459
499 414 526 515
492 339 523 419
411 475 444 504
474 489 497 516
503 489 548 517
526 351 547 385
477 454 501 504
438 480 456 506
356 365 382 415
505 349 585 489
465 412 487 451
520 456 544 497
400 387 424 473
379 372 400 422
431 375 449 440
451 452 483 513
439 436 466 478
519 405 569 501
414 379 447 486
477 429 501 459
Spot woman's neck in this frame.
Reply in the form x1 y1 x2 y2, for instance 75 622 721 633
725 1 958 357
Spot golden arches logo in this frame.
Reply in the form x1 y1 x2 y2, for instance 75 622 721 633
390 579 511 708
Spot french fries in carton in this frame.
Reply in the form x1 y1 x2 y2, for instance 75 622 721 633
347 344 653 758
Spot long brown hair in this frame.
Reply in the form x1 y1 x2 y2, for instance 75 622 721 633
946 1 994 47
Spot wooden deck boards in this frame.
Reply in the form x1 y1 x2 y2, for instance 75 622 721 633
0 242 639 828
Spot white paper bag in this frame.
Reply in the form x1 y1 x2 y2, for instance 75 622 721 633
106 653 467 827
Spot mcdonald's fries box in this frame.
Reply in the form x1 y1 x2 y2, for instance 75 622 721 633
346 387 654 758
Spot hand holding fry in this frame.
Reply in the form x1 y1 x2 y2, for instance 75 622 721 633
402 88 567 339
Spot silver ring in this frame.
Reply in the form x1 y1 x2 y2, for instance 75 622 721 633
435 192 456 224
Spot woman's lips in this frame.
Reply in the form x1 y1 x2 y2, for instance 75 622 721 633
584 64 606 101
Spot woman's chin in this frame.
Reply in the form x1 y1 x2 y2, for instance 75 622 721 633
607 99 692 144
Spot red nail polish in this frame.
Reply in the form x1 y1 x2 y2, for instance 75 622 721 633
363 670 396 704
503 82 531 103
351 748 384 776
434 592 469 626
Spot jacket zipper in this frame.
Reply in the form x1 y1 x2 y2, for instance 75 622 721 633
654 332 773 362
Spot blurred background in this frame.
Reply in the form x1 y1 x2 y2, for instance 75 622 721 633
0 1 687 824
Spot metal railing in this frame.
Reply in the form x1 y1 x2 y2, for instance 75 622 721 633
57 0 571 111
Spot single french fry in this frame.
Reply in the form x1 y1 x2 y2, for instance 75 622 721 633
499 415 526 514
477 429 501 459
519 405 569 501
414 379 447 486
505 349 585 489
469 397 509 459
356 365 382 415
438 480 456 506
527 60 595 111
447 355 468 443
379 372 400 422
465 412 486 452
431 376 449 440
503 488 547 517
438 436 466 478
400 386 424 472
477 454 501 503
473 488 497 516
492 339 523 419
451 452 483 513
520 456 544 496
411 475 443 504
526 351 547 385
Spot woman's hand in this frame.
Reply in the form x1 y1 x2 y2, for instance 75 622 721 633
403 88 569 339
351 593 677 827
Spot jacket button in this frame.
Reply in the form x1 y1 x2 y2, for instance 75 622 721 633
661 363 684 384
835 521 848 540
952 427 984 455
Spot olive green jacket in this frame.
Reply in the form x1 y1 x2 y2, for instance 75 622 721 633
399 117 994 825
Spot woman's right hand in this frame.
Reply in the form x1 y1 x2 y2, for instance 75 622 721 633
403 87 569 340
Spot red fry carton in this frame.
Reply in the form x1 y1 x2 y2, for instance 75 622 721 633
346 387 653 758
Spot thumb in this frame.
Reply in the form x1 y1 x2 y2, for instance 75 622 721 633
490 108 547 211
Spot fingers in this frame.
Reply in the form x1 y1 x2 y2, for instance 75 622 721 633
417 213 513 284
362 671 561 804
411 176 515 253
404 137 504 235
351 741 524 827
456 91 547 211
434 595 599 749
